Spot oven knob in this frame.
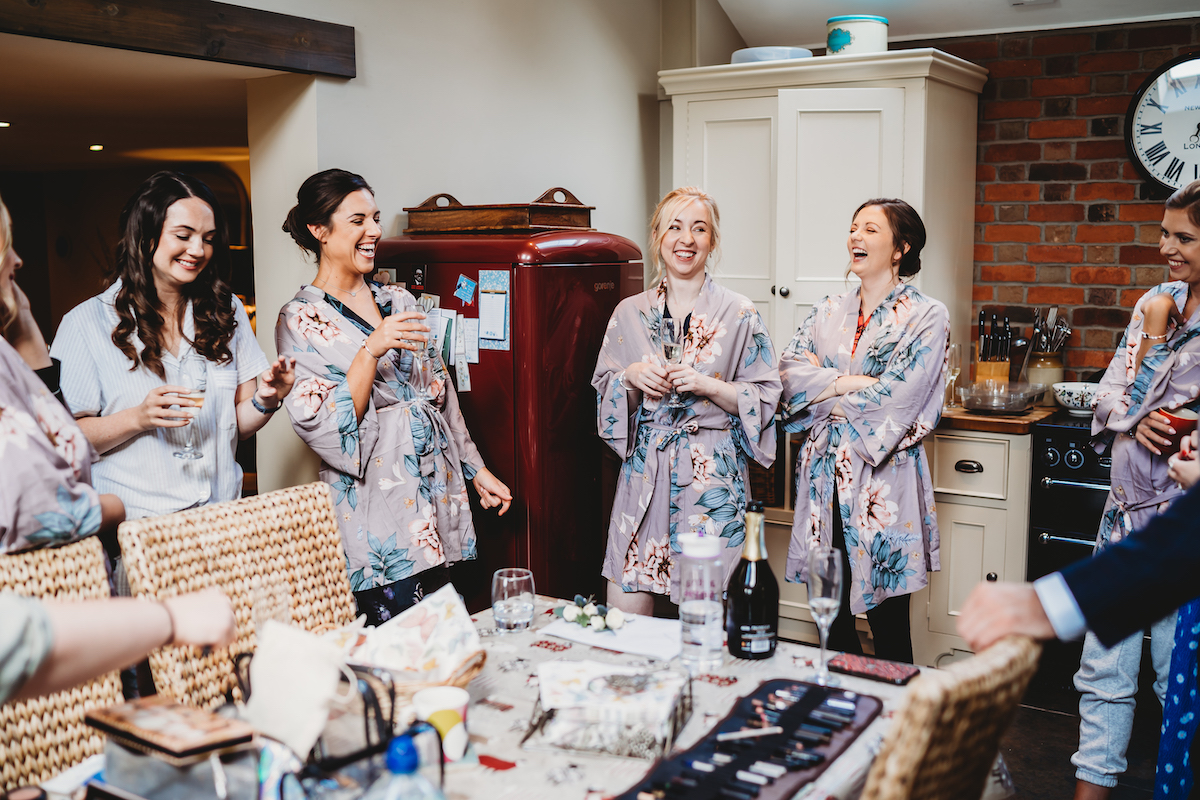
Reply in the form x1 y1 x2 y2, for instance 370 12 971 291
1042 447 1061 468
1065 449 1085 469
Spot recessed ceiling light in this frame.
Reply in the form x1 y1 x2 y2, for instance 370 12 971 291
0 122 10 128
89 144 103 151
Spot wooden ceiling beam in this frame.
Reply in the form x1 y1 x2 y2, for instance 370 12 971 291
0 0 355 78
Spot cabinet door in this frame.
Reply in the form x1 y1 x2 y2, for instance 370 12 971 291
926 500 1008 636
684 97 777 334
774 88 904 350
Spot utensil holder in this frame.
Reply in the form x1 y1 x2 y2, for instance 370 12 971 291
1027 352 1063 406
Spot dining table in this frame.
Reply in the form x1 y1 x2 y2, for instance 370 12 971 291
428 595 929 800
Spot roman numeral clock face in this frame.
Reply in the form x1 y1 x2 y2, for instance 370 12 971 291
1126 54 1200 191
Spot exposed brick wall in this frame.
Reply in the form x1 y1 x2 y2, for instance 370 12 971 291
894 20 1200 379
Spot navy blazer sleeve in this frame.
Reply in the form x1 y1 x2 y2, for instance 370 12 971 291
1062 483 1200 647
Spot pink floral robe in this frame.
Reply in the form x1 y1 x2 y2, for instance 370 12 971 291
779 284 947 614
592 276 781 600
275 284 484 592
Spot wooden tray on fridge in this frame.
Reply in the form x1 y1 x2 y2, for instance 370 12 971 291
403 187 594 234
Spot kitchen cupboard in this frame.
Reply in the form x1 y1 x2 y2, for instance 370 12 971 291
762 425 1032 667
658 48 988 357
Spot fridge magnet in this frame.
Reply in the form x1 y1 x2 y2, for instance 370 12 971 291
374 267 397 285
454 274 477 305
478 269 510 351
411 266 425 291
419 293 440 309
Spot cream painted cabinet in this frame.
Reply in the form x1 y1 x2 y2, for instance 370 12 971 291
911 427 1032 666
659 49 988 354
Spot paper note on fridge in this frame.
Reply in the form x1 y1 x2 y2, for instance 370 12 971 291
463 318 480 364
480 292 507 340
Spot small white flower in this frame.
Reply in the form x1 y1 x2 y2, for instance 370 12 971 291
606 608 626 630
561 605 580 622
588 615 606 631
582 603 598 616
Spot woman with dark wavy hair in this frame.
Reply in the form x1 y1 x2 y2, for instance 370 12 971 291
51 171 295 523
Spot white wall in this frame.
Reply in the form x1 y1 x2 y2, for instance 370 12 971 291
242 0 663 491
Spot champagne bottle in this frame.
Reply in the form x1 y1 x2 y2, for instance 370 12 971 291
725 500 779 660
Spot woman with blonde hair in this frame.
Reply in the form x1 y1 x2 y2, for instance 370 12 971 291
592 186 781 614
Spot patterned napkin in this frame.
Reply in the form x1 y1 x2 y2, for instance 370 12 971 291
350 584 482 683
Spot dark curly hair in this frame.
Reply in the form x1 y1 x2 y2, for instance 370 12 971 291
852 198 927 278
110 171 235 379
282 169 374 261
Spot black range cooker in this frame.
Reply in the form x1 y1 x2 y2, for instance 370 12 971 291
1028 410 1112 581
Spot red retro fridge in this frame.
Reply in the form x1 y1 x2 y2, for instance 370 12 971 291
375 231 643 609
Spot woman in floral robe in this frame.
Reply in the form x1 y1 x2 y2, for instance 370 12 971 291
1069 183 1200 797
277 170 511 624
779 199 947 663
593 187 781 612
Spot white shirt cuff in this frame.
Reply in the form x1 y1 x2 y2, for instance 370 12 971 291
1034 573 1088 642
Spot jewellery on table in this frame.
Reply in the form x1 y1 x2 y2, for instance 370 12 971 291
251 395 280 415
363 340 383 359
1141 330 1169 341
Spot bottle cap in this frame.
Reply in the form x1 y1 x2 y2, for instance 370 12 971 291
679 532 721 558
747 500 764 513
386 734 420 774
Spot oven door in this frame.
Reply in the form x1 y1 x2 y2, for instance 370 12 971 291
1027 475 1108 581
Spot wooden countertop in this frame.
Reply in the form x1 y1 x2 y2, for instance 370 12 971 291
938 405 1057 435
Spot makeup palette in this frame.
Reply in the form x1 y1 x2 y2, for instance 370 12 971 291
617 679 881 800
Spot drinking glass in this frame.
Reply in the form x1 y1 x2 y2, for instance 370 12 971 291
491 568 535 632
661 317 685 408
946 343 963 407
807 546 843 686
173 353 207 460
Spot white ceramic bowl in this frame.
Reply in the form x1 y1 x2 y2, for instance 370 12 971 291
731 46 813 64
1052 382 1098 416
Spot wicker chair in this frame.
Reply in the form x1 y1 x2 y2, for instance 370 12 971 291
0 537 123 790
860 636 1042 800
118 482 357 709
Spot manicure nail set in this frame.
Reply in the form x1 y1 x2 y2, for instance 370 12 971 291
617 679 881 800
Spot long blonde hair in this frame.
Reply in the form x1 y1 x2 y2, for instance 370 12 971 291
648 186 721 285
0 194 16 334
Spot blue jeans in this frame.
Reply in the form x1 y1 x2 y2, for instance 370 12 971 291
1072 611 1177 787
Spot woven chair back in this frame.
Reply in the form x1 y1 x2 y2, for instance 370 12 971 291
860 636 1042 800
118 482 356 709
0 537 123 790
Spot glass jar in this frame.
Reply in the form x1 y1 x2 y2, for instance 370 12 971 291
1027 351 1064 406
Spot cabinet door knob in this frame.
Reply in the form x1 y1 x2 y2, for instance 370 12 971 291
779 286 791 297
771 285 776 295
986 572 998 582
954 459 984 474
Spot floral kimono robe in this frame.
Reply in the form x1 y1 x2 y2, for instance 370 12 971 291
780 284 947 614
0 338 102 553
1092 281 1200 547
276 283 485 592
592 275 781 600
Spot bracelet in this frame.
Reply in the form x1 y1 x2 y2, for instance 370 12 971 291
618 370 631 391
251 395 280 415
160 601 176 647
834 376 842 395
363 340 383 359
1140 330 1169 341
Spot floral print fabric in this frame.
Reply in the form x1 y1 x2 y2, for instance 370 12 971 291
0 338 102 552
780 284 948 614
1092 281 1200 546
592 276 781 600
275 284 484 591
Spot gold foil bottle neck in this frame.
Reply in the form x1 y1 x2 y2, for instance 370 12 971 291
742 510 767 561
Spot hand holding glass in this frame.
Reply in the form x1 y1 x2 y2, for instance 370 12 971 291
661 317 685 408
807 547 843 686
173 354 207 460
492 568 535 632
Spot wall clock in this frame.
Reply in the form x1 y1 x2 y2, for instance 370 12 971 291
1125 52 1200 192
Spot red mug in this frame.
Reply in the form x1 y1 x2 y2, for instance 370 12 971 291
1160 407 1199 456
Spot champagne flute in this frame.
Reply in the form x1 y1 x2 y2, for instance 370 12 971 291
946 343 963 407
173 353 206 460
661 317 685 408
807 546 843 686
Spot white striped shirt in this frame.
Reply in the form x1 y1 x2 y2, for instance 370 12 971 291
50 282 268 520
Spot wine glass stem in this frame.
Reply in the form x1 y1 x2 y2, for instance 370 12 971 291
817 621 830 684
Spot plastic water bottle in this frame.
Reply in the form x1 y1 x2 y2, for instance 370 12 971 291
363 735 445 800
678 532 725 675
